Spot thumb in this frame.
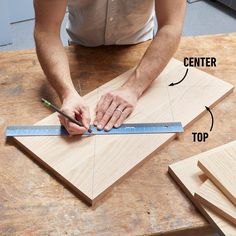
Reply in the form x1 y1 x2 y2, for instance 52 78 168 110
60 107 75 128
77 107 91 129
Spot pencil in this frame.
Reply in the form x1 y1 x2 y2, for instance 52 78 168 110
41 98 92 133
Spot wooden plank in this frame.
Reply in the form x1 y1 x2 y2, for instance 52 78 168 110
14 58 233 206
194 179 236 225
169 141 236 236
198 146 236 206
1 33 236 236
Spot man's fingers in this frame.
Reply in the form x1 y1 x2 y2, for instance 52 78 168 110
61 109 78 133
94 98 104 125
59 109 86 135
97 100 119 130
66 122 87 134
63 117 87 134
58 114 66 127
94 93 113 126
104 105 125 131
76 107 91 130
114 108 133 128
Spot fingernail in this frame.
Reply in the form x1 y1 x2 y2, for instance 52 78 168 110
114 123 119 128
97 124 102 130
94 121 98 126
104 126 110 131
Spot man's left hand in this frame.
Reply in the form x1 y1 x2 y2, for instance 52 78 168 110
94 86 138 131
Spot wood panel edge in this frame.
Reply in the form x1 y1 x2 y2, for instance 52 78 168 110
182 86 234 132
13 137 93 206
91 134 178 207
154 225 215 236
198 159 236 207
194 191 236 226
168 165 225 236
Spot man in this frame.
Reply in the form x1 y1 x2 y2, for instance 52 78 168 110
34 0 186 134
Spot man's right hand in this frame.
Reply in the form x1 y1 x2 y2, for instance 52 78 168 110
58 92 91 135
35 0 89 135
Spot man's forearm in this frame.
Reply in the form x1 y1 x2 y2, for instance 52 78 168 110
123 25 181 97
35 31 77 101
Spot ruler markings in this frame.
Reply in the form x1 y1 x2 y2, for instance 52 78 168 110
5 122 183 137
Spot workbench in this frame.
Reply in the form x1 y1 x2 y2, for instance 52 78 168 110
0 33 235 236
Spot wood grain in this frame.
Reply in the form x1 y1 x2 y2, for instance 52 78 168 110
198 146 236 206
1 33 236 235
194 179 236 225
169 141 236 236
14 58 233 205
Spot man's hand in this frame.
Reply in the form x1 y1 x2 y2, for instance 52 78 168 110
94 86 138 131
59 93 91 135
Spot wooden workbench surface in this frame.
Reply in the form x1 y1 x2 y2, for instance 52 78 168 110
0 33 235 236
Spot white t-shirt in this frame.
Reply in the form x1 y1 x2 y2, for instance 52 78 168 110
66 0 156 47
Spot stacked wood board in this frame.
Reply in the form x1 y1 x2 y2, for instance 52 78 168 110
14 58 233 206
195 179 236 225
198 148 236 206
169 141 236 236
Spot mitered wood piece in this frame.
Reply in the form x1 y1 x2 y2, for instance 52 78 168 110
194 179 236 225
14 58 233 206
169 141 236 236
198 147 236 206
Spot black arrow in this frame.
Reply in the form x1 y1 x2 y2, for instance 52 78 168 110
169 68 189 86
205 106 214 132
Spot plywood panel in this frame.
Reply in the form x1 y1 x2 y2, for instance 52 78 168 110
198 146 236 206
15 58 233 205
169 141 236 236
195 179 236 225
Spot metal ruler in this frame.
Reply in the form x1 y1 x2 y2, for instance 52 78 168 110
5 122 183 137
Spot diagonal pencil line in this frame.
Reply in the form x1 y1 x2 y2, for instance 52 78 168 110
166 86 175 122
91 135 96 198
91 89 99 199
